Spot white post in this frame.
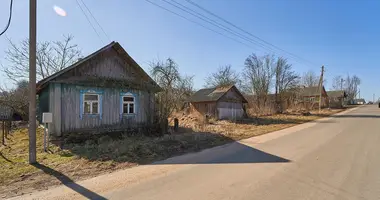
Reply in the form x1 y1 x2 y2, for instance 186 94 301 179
46 123 49 150
43 123 47 152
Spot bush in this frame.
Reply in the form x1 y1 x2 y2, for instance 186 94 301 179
98 135 112 144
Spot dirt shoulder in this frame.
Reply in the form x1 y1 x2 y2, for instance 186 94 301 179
0 108 344 198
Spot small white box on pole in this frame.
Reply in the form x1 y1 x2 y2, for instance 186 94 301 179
42 112 52 123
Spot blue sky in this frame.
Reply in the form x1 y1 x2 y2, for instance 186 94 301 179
0 0 379 101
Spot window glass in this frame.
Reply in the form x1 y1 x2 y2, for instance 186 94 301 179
83 93 100 115
121 94 136 114
129 103 134 114
84 94 98 101
123 104 129 114
92 102 99 114
84 102 91 113
123 96 134 102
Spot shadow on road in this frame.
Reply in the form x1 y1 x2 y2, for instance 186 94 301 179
152 142 291 165
32 163 107 200
331 114 380 118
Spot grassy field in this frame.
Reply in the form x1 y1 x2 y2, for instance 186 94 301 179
0 108 344 198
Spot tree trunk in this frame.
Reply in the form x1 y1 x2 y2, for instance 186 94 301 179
1 121 4 145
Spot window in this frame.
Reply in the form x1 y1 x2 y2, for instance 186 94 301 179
122 95 135 114
83 94 99 114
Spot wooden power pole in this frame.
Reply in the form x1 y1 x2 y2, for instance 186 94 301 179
319 65 325 113
29 0 37 164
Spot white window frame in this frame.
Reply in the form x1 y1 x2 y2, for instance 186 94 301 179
122 94 135 114
83 93 100 114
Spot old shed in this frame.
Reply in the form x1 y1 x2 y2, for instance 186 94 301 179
327 90 347 108
300 86 329 108
36 42 161 136
188 85 248 120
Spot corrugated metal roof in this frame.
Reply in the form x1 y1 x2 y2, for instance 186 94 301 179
189 85 247 103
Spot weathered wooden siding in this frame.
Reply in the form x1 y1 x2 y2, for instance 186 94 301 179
57 50 142 83
190 102 217 118
60 84 153 133
216 101 244 120
49 83 62 136
216 102 243 109
219 88 245 103
37 87 49 123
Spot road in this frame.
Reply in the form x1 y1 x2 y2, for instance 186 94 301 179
13 105 380 200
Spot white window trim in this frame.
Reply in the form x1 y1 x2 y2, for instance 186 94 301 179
122 94 135 114
83 93 100 114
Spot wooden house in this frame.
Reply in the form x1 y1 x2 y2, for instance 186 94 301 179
299 86 329 108
188 85 248 120
327 90 347 108
36 42 161 136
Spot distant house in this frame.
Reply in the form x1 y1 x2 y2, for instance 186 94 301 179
188 85 248 120
36 42 161 136
353 98 366 105
327 90 347 108
299 86 328 108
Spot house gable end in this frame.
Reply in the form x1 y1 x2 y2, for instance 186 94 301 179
218 86 247 103
55 49 141 83
37 42 160 93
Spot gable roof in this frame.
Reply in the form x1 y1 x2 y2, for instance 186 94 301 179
300 86 326 96
189 85 248 103
327 90 347 98
37 41 160 93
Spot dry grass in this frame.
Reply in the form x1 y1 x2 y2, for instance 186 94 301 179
0 127 232 198
171 108 344 140
0 108 343 198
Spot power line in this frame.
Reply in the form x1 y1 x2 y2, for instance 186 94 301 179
144 0 257 50
75 0 104 43
146 0 318 67
0 0 13 36
184 0 318 66
78 0 110 41
165 0 276 54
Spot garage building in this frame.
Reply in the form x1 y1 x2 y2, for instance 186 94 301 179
188 85 248 120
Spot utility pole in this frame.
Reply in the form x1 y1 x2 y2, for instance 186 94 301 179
319 65 324 113
373 94 375 103
340 78 344 91
29 0 37 164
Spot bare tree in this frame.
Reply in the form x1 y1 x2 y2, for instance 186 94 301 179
204 65 240 88
2 35 81 82
0 80 29 120
331 75 343 90
242 54 274 109
175 75 194 109
151 58 180 122
301 70 319 87
345 75 361 100
274 57 299 112
150 58 194 132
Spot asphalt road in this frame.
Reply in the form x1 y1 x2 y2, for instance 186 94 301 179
105 105 380 200
12 105 380 200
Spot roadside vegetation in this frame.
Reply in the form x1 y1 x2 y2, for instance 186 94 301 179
0 36 359 198
0 108 344 198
